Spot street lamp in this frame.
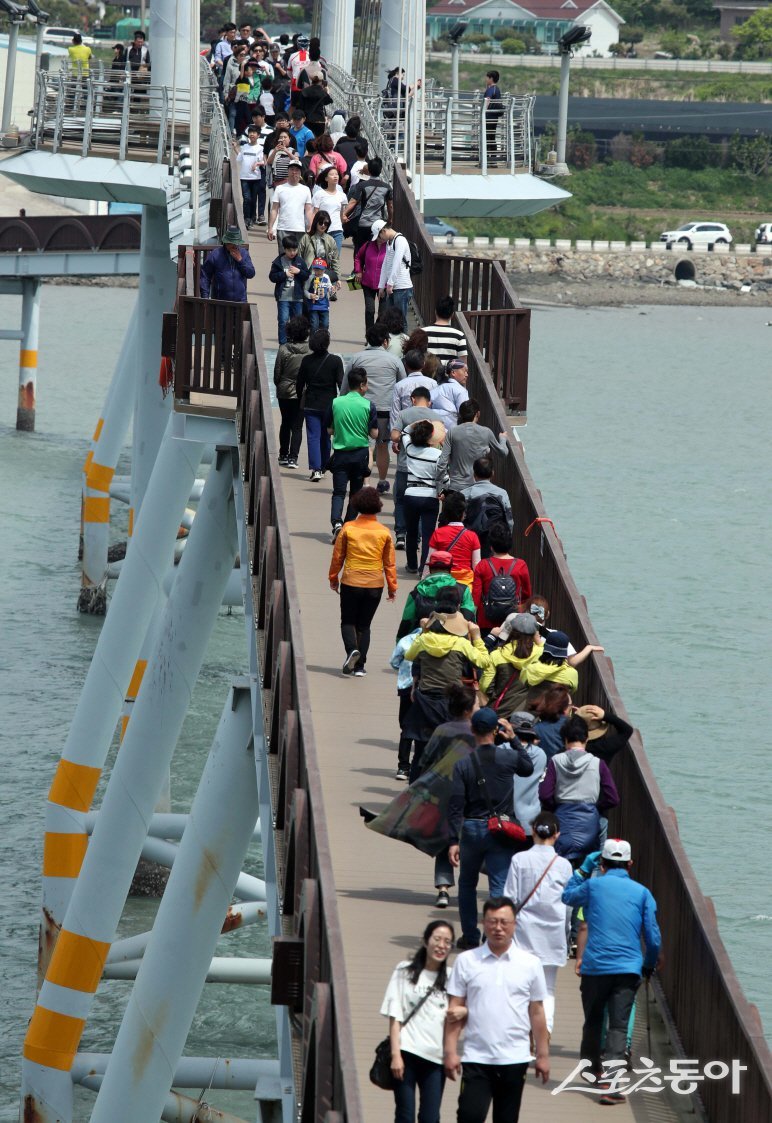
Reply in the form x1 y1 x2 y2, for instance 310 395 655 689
553 23 591 176
0 0 28 135
27 0 50 71
448 20 468 94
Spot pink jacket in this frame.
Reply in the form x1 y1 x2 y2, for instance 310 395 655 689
355 240 387 290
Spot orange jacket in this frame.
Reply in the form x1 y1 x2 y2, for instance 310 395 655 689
329 515 397 595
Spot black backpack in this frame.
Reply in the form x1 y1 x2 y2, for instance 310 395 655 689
465 492 508 538
483 560 520 624
396 232 423 277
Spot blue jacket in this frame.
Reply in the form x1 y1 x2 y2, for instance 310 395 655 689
563 868 661 975
200 246 255 302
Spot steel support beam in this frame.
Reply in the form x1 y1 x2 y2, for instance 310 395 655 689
79 303 138 614
138 835 266 900
72 1054 281 1093
102 955 272 984
105 901 266 964
91 682 260 1121
16 278 40 432
1 21 20 134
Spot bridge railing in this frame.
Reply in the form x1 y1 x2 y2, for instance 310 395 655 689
390 164 531 415
453 319 772 1122
169 223 363 1119
0 214 141 253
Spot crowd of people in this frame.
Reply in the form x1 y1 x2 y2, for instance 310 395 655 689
194 25 663 1122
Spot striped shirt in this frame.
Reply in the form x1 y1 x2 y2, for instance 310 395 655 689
424 324 468 362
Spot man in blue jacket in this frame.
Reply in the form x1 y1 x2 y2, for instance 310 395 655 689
563 838 661 1103
199 226 255 302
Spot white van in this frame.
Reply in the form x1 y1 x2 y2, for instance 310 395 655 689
755 222 772 245
43 27 96 47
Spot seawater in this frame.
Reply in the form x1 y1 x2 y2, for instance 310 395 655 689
522 302 772 1043
0 290 769 1118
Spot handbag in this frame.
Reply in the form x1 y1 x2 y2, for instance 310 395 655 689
470 750 527 845
370 984 436 1090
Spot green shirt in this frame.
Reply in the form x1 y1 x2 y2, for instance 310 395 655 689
330 392 377 451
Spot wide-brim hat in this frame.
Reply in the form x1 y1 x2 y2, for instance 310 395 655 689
222 225 246 245
543 630 569 659
424 610 468 638
574 705 609 740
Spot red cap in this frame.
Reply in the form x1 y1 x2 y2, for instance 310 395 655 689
427 550 453 569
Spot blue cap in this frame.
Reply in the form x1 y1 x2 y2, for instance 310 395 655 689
471 707 499 733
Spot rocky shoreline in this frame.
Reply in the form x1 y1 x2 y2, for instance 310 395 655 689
509 273 772 308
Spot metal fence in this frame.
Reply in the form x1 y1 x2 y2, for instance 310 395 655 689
391 165 531 414
0 214 141 253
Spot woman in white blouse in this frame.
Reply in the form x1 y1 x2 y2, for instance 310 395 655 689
503 810 573 1035
380 920 456 1122
310 166 348 253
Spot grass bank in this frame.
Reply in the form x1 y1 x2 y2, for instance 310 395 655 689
424 59 772 103
447 163 772 243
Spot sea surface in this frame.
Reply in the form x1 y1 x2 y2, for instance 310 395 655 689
0 289 769 1118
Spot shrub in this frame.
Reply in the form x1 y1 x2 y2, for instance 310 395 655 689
569 129 598 169
663 135 721 170
500 37 527 54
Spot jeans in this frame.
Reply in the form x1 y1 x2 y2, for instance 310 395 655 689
304 409 330 472
331 447 369 526
241 179 259 224
456 1061 528 1123
309 307 330 331
458 819 514 944
277 398 303 461
580 973 640 1075
330 229 344 252
339 584 383 667
397 687 413 770
434 847 454 889
394 468 408 535
362 285 380 333
277 300 303 345
389 286 413 325
393 1049 445 1123
404 495 439 572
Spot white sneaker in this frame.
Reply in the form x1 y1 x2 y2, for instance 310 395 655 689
331 522 343 543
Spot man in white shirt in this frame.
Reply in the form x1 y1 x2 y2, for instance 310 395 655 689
374 221 413 327
267 159 313 248
445 896 549 1121
235 126 264 229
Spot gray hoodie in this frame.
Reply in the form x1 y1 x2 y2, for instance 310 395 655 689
551 749 601 804
343 346 405 411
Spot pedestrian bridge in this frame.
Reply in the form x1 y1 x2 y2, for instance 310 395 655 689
13 55 772 1123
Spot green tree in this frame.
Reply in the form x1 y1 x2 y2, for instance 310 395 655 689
729 133 771 176
500 37 526 53
732 7 772 58
286 3 304 20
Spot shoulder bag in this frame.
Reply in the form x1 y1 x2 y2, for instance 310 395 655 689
515 855 558 914
470 749 526 844
370 982 436 1090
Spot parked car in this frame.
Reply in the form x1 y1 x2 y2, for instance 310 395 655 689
42 27 96 47
755 222 772 244
423 217 459 239
660 221 732 250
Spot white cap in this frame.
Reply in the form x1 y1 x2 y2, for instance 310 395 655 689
370 219 387 241
602 838 631 862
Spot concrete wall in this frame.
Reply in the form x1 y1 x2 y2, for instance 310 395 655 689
433 237 772 289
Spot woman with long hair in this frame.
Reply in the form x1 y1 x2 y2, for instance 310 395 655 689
380 305 408 358
503 810 573 1035
310 165 348 252
401 419 442 575
299 210 340 282
380 920 456 1123
329 486 397 676
295 327 343 480
528 684 574 761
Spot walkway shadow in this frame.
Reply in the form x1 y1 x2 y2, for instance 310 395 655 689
340 885 437 907
290 530 332 544
356 738 398 750
306 663 350 678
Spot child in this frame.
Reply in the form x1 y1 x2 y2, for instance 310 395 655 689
303 257 332 331
268 235 310 344
236 125 264 229
259 75 275 125
389 626 421 781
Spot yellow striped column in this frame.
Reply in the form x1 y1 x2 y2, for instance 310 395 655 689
16 279 40 432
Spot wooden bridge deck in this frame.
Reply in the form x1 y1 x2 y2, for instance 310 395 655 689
244 230 687 1123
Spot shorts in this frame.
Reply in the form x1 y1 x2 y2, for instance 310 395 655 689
376 411 391 444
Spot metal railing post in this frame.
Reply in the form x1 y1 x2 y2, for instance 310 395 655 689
444 96 453 175
82 78 94 158
119 71 131 160
508 96 515 173
480 96 487 175
52 70 65 154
